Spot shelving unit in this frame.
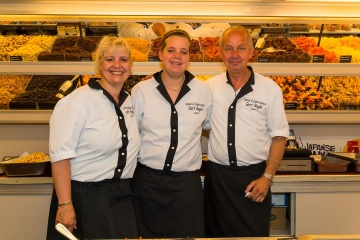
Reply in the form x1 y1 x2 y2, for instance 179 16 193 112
1 1 360 239
1 62 360 125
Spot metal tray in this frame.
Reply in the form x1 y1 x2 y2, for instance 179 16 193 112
0 156 51 177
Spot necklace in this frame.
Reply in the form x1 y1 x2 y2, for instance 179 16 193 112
163 82 183 92
162 74 185 92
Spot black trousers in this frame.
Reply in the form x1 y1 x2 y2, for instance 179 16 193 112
204 161 271 237
47 178 137 240
132 163 205 238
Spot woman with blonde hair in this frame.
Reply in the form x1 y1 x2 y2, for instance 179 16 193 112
46 36 140 239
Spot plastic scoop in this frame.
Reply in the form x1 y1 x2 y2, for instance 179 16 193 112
55 223 78 240
56 75 80 99
261 47 286 53
255 34 268 48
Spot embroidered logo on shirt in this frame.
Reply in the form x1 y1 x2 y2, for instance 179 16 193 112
244 98 266 111
123 106 134 116
186 102 205 114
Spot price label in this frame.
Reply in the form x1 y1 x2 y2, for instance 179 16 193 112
10 56 23 61
257 57 271 62
285 103 297 110
80 57 92 62
148 56 160 62
312 55 324 63
339 55 352 63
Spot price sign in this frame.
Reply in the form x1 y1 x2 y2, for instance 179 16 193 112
257 57 271 62
80 57 92 62
312 55 324 63
10 56 23 61
339 55 352 63
285 103 297 110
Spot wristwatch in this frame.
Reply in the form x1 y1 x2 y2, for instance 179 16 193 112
262 173 274 182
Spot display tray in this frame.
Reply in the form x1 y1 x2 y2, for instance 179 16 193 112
261 26 291 33
327 152 360 172
0 23 58 35
0 156 51 177
315 155 350 173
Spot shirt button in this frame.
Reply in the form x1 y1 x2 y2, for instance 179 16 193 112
171 146 175 149
229 124 233 127
118 169 121 172
123 134 126 137
230 106 234 109
229 143 232 146
121 152 125 155
173 111 177 114
119 116 123 119
173 129 176 132
231 161 234 164
167 164 170 166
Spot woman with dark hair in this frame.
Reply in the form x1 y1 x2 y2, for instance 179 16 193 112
131 29 212 238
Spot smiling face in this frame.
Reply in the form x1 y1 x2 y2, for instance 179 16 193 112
159 34 190 79
95 37 132 90
220 27 254 75
100 48 132 89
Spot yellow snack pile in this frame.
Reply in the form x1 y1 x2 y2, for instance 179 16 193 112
318 36 360 62
10 152 49 163
124 37 150 62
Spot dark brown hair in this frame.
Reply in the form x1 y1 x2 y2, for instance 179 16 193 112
160 29 191 52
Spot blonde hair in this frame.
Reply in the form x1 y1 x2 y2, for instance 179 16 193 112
94 36 132 75
220 25 254 50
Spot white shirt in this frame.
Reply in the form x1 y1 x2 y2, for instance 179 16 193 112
206 67 289 166
131 71 212 172
49 79 140 181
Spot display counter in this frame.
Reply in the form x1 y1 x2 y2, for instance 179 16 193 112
1 173 360 239
2 173 360 190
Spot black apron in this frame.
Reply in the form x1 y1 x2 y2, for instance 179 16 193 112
204 161 271 237
46 179 137 239
132 163 205 238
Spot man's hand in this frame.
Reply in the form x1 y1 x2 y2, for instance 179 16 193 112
244 176 272 203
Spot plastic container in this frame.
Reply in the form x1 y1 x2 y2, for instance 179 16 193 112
315 156 350 173
327 152 360 173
